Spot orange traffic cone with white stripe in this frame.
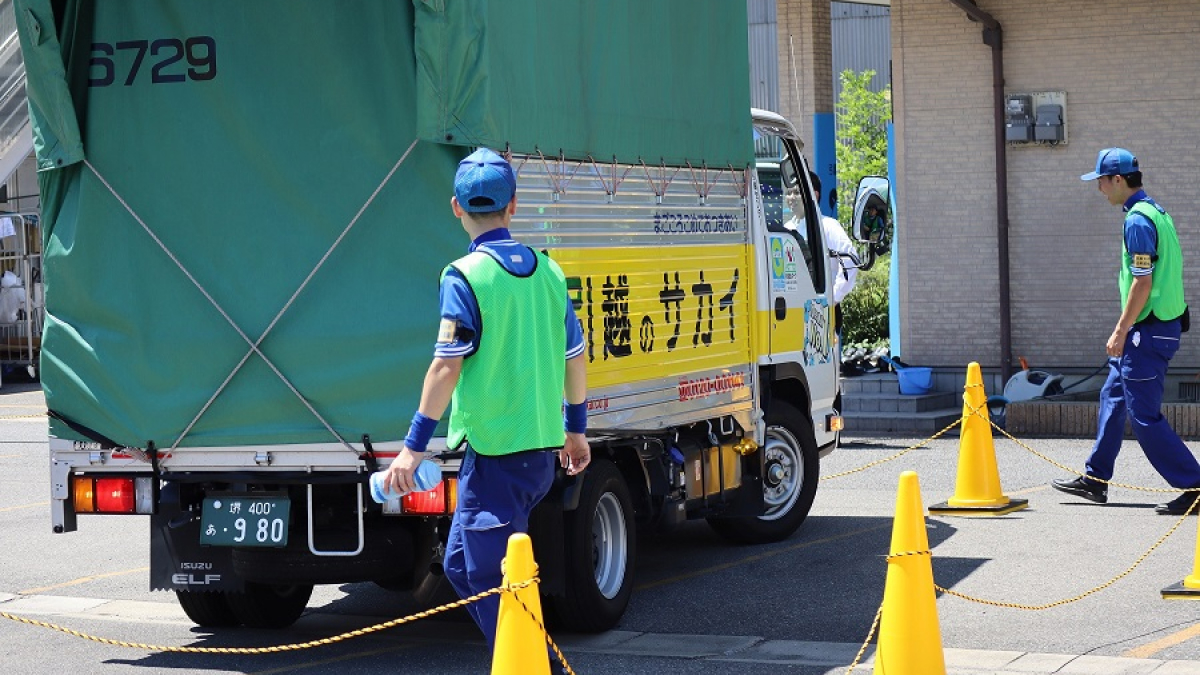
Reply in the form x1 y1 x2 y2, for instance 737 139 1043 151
929 362 1028 516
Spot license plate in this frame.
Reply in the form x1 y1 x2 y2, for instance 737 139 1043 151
200 495 290 547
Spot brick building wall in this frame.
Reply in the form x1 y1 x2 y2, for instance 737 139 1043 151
892 0 1200 374
777 0 833 138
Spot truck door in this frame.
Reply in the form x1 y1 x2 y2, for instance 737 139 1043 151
753 136 838 435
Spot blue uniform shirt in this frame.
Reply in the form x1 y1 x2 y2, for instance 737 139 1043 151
1123 189 1158 278
435 228 586 359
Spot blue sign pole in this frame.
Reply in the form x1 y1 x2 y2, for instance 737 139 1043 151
812 112 837 219
887 121 901 358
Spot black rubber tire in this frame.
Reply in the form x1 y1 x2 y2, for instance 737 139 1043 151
707 400 819 544
224 582 314 629
548 459 636 633
174 590 239 628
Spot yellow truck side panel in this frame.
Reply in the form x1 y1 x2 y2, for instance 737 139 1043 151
548 244 754 391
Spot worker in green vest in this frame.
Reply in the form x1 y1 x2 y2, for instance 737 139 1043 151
383 148 591 646
1053 148 1200 515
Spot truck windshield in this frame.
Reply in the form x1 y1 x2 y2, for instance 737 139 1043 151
758 161 825 294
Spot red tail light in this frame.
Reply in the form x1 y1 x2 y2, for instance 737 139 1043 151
401 477 458 515
95 478 136 513
72 476 154 514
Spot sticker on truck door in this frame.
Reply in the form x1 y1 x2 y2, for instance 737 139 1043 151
769 235 799 293
804 298 833 366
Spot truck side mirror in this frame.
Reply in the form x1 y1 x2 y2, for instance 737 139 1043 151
852 176 890 250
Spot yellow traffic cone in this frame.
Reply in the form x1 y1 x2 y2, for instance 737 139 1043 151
874 471 945 675
929 362 1028 516
1161 496 1200 599
492 533 551 675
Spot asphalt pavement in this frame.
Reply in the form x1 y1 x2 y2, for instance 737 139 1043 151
4 382 1200 674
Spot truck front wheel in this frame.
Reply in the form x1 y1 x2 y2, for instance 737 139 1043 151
707 401 819 544
548 459 636 633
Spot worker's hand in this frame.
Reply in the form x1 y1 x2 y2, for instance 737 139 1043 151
384 446 423 495
1107 326 1129 358
560 432 590 476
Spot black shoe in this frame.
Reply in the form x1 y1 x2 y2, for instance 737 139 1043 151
1156 491 1200 515
1052 476 1108 504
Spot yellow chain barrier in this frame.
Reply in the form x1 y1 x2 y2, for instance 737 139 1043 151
827 378 1200 495
820 416 962 481
8 379 1199 673
933 493 1200 610
0 576 575 667
512 592 576 675
983 407 1200 494
844 600 883 674
843 506 1198 673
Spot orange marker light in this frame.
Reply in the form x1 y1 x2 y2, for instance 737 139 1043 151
73 477 95 512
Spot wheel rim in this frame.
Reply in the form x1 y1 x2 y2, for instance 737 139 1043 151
760 425 803 521
591 492 628 600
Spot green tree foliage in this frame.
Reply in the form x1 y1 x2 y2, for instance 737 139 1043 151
834 69 892 347
835 69 891 231
840 254 890 346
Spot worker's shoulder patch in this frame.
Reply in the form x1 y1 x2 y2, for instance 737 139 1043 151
1132 253 1153 270
437 319 457 344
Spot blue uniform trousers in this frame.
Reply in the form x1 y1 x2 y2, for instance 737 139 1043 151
1085 318 1200 488
443 446 555 648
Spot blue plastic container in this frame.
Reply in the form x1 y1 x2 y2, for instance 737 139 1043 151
896 366 933 395
368 460 443 503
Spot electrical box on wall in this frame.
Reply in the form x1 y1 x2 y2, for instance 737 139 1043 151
1005 95 1033 142
1005 91 1067 146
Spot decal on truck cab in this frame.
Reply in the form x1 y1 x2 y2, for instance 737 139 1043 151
804 298 834 366
769 235 800 293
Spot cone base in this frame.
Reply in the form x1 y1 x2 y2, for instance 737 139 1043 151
928 498 1028 517
1162 581 1200 599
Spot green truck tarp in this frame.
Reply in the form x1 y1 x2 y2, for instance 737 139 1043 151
17 0 752 448
413 0 753 167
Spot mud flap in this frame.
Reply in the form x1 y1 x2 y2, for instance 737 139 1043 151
150 483 243 592
529 479 567 597
724 454 765 517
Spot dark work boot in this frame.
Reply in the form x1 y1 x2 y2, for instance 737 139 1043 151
1051 476 1108 504
1156 491 1200 515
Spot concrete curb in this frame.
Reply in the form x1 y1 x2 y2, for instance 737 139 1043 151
3 592 1200 673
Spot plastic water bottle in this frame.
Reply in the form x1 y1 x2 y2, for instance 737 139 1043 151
369 460 443 503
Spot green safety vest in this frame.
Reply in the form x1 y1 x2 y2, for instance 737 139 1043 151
1118 200 1185 321
1121 201 1186 323
444 249 568 455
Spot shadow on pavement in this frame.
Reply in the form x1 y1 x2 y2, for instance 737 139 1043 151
617 514 981 644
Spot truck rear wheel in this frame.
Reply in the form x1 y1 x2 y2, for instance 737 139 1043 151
707 401 819 544
548 459 636 633
174 590 239 627
224 582 313 629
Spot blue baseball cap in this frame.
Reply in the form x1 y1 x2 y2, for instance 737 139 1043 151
454 148 516 213
1080 147 1139 181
